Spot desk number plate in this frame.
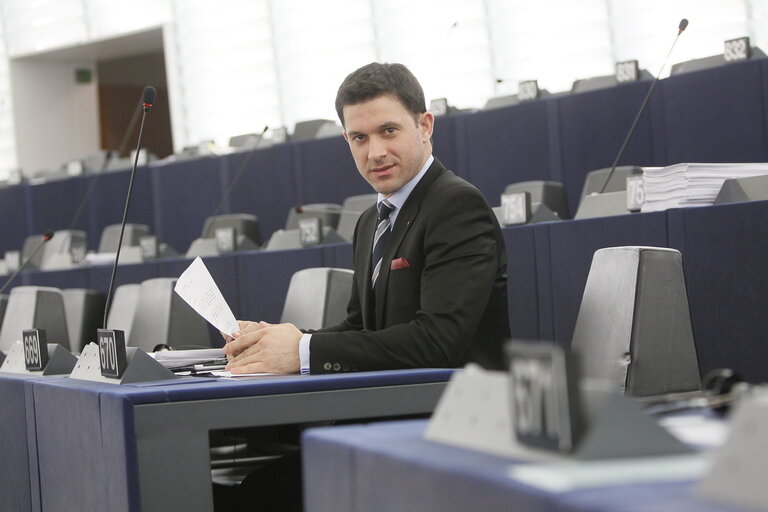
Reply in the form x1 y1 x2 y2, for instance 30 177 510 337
23 328 49 371
507 341 582 453
299 217 323 247
98 329 128 378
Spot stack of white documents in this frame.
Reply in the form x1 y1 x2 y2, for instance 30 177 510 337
642 162 768 212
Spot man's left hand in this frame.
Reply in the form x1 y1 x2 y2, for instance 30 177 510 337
224 322 302 374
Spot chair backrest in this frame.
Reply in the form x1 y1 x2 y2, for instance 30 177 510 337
336 194 377 242
106 283 141 341
292 119 342 140
0 286 70 353
127 278 211 352
579 166 642 201
201 214 261 246
98 224 151 253
503 180 570 220
61 289 106 353
285 203 342 230
280 268 354 329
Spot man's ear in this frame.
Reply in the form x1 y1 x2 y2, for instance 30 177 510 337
343 130 349 142
420 112 435 142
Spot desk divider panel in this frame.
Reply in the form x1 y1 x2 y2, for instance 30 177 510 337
26 177 92 242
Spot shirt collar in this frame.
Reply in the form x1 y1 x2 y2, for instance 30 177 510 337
377 155 434 217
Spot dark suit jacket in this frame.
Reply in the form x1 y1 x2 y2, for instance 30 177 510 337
308 159 509 373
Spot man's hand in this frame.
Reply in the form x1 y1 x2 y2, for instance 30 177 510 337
223 322 302 374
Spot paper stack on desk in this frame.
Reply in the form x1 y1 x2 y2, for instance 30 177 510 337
642 162 768 212
152 348 225 369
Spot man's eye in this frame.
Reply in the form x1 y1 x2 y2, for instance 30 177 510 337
353 135 366 142
384 128 396 135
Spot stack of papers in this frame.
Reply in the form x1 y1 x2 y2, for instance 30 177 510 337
152 348 225 369
642 162 768 212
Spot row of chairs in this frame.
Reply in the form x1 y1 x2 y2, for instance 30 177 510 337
0 267 353 356
3 165 637 274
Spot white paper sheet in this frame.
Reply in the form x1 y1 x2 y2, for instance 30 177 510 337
174 257 239 336
508 453 710 492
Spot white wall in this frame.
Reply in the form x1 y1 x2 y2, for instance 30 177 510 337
10 59 99 174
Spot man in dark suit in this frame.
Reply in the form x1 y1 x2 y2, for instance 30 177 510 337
224 62 509 374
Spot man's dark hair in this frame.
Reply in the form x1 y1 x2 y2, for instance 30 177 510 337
335 62 426 126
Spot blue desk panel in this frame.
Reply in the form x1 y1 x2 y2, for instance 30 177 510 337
502 225 542 341
150 156 225 255
660 59 768 165
457 99 556 205
84 167 156 249
31 369 452 512
26 176 93 243
22 266 91 290
545 211 669 345
668 201 768 382
0 373 47 512
0 183 30 255
431 112 461 174
292 135 370 206
236 246 325 322
223 144 298 242
87 260 161 296
303 419 737 512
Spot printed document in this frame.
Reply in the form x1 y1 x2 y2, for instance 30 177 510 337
174 257 239 336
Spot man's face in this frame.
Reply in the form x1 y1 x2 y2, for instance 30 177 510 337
343 94 434 198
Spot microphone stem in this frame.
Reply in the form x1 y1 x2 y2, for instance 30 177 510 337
0 237 48 295
599 33 682 194
102 107 150 328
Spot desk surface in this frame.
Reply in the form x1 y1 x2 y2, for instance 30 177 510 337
302 419 743 512
30 369 452 512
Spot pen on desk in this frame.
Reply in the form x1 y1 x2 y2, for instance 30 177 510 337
193 363 226 371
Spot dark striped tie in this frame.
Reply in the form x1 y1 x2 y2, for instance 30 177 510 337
371 199 395 288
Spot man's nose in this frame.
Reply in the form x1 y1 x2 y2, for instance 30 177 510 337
368 136 387 161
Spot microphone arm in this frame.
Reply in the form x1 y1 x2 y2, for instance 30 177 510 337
598 18 689 194
0 231 54 295
102 86 156 328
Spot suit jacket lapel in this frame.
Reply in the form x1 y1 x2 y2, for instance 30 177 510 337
356 206 378 329
374 159 446 328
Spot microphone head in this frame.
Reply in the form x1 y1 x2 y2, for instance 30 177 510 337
678 18 689 33
295 206 304 213
143 86 157 108
43 230 54 241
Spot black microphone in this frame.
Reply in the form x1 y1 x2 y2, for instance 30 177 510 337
0 231 54 295
102 86 156 328
598 18 689 194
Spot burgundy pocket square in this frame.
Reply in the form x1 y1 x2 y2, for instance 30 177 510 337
390 257 410 270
